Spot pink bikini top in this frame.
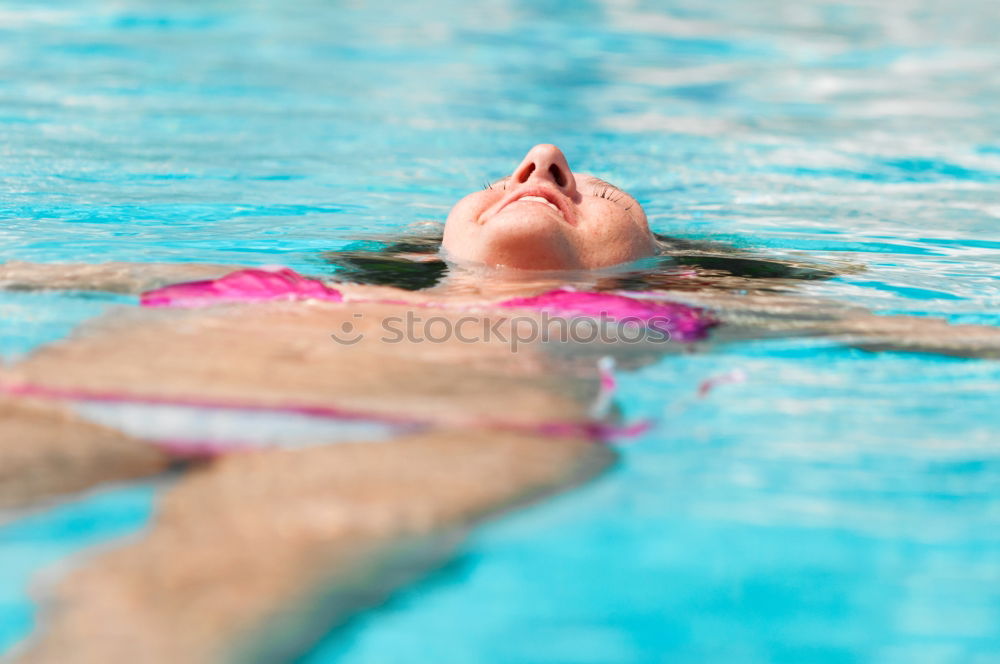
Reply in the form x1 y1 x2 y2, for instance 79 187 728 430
140 267 716 342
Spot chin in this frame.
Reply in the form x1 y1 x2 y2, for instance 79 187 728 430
480 248 579 270
462 213 581 270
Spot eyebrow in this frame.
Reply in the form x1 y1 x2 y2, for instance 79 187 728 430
588 177 623 191
588 177 638 204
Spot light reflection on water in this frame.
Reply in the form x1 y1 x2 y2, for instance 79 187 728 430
1 0 998 661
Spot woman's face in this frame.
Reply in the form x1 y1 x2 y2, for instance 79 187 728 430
442 144 657 270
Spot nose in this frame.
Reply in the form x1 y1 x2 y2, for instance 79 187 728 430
510 144 578 198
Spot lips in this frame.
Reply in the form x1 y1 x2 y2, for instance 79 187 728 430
490 187 575 225
515 195 561 213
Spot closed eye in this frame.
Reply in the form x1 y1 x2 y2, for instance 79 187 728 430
483 176 511 191
590 178 633 211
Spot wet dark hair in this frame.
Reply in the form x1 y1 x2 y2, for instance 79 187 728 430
320 232 448 290
320 229 846 292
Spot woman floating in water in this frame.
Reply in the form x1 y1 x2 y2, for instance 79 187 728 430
2 145 999 663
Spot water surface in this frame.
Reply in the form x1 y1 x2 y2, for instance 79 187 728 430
1 0 999 662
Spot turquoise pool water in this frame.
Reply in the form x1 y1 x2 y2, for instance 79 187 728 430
2 0 999 661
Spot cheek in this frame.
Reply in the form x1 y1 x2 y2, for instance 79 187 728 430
442 191 495 249
577 200 634 238
572 201 654 264
444 191 499 227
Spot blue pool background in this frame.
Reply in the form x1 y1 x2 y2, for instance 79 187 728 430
1 0 999 662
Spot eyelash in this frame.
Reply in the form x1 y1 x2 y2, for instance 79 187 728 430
597 186 633 211
482 178 633 211
483 178 509 191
